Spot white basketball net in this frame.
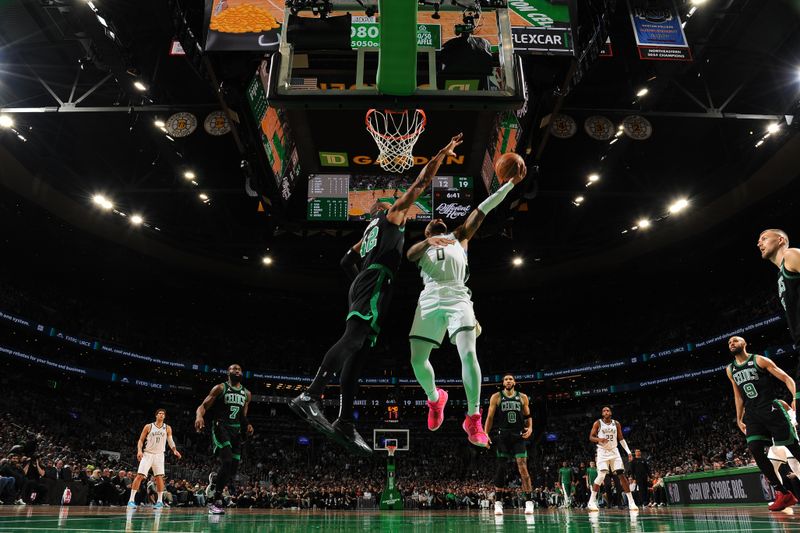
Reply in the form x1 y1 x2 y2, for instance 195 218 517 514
366 109 426 173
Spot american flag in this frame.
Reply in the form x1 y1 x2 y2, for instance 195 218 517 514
289 77 318 90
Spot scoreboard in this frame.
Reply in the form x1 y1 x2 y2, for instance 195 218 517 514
308 174 473 224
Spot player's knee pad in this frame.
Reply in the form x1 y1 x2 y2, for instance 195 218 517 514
594 471 606 486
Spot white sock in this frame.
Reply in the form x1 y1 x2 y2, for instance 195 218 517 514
410 339 438 402
454 329 481 416
129 490 137 503
589 490 597 503
625 492 635 505
157 492 163 503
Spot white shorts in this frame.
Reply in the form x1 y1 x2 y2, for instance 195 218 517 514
769 445 795 463
596 452 624 473
409 294 477 347
137 452 165 477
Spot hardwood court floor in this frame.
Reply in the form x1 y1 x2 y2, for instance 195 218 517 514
1 505 798 532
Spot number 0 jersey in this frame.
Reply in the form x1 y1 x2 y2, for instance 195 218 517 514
211 382 249 426
496 390 524 432
729 354 778 411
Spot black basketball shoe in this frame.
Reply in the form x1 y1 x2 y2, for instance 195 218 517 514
290 393 334 435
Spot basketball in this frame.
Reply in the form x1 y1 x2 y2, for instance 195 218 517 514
495 152 525 183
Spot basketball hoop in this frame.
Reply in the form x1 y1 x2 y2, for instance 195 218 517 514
386 444 397 457
365 109 426 173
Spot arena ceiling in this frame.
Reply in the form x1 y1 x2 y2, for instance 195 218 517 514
1 0 799 290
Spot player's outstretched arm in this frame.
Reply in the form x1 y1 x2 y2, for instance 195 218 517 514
454 161 526 243
195 384 223 432
726 366 747 434
521 393 533 439
386 133 463 225
758 355 797 410
137 424 150 461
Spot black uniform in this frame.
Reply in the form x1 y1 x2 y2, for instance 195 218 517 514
346 210 404 346
729 354 797 446
778 259 800 350
210 382 249 461
494 390 527 458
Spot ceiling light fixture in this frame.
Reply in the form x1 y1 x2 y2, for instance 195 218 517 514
0 115 13 128
668 198 689 214
637 218 651 229
636 87 649 97
512 257 523 267
184 171 196 180
154 119 165 128
767 123 780 134
199 193 208 201
133 81 147 92
130 214 144 225
262 256 273 266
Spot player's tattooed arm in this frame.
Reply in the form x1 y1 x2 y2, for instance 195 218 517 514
387 133 463 225
727 366 747 434
453 209 486 244
137 424 150 461
758 355 797 410
195 383 223 432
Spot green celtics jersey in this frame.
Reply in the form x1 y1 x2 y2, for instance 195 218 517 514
729 354 777 411
559 467 572 484
212 382 248 426
778 259 800 345
497 390 524 431
587 467 598 486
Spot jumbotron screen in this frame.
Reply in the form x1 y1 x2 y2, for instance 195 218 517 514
307 174 473 224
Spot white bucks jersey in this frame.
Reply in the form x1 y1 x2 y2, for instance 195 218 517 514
418 233 470 288
144 422 167 454
597 419 618 454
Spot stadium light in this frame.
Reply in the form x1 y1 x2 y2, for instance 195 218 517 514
668 198 689 214
636 88 649 97
755 140 765 148
587 174 600 184
133 81 147 92
198 193 208 201
637 218 651 229
0 115 13 128
512 257 523 267
767 123 780 134
154 119 165 128
262 256 273 266
130 214 143 225
690 0 707 5
92 194 114 210
184 171 196 180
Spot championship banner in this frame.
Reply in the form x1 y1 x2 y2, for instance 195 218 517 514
665 467 774 505
204 0 282 52
508 0 574 56
628 0 691 61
